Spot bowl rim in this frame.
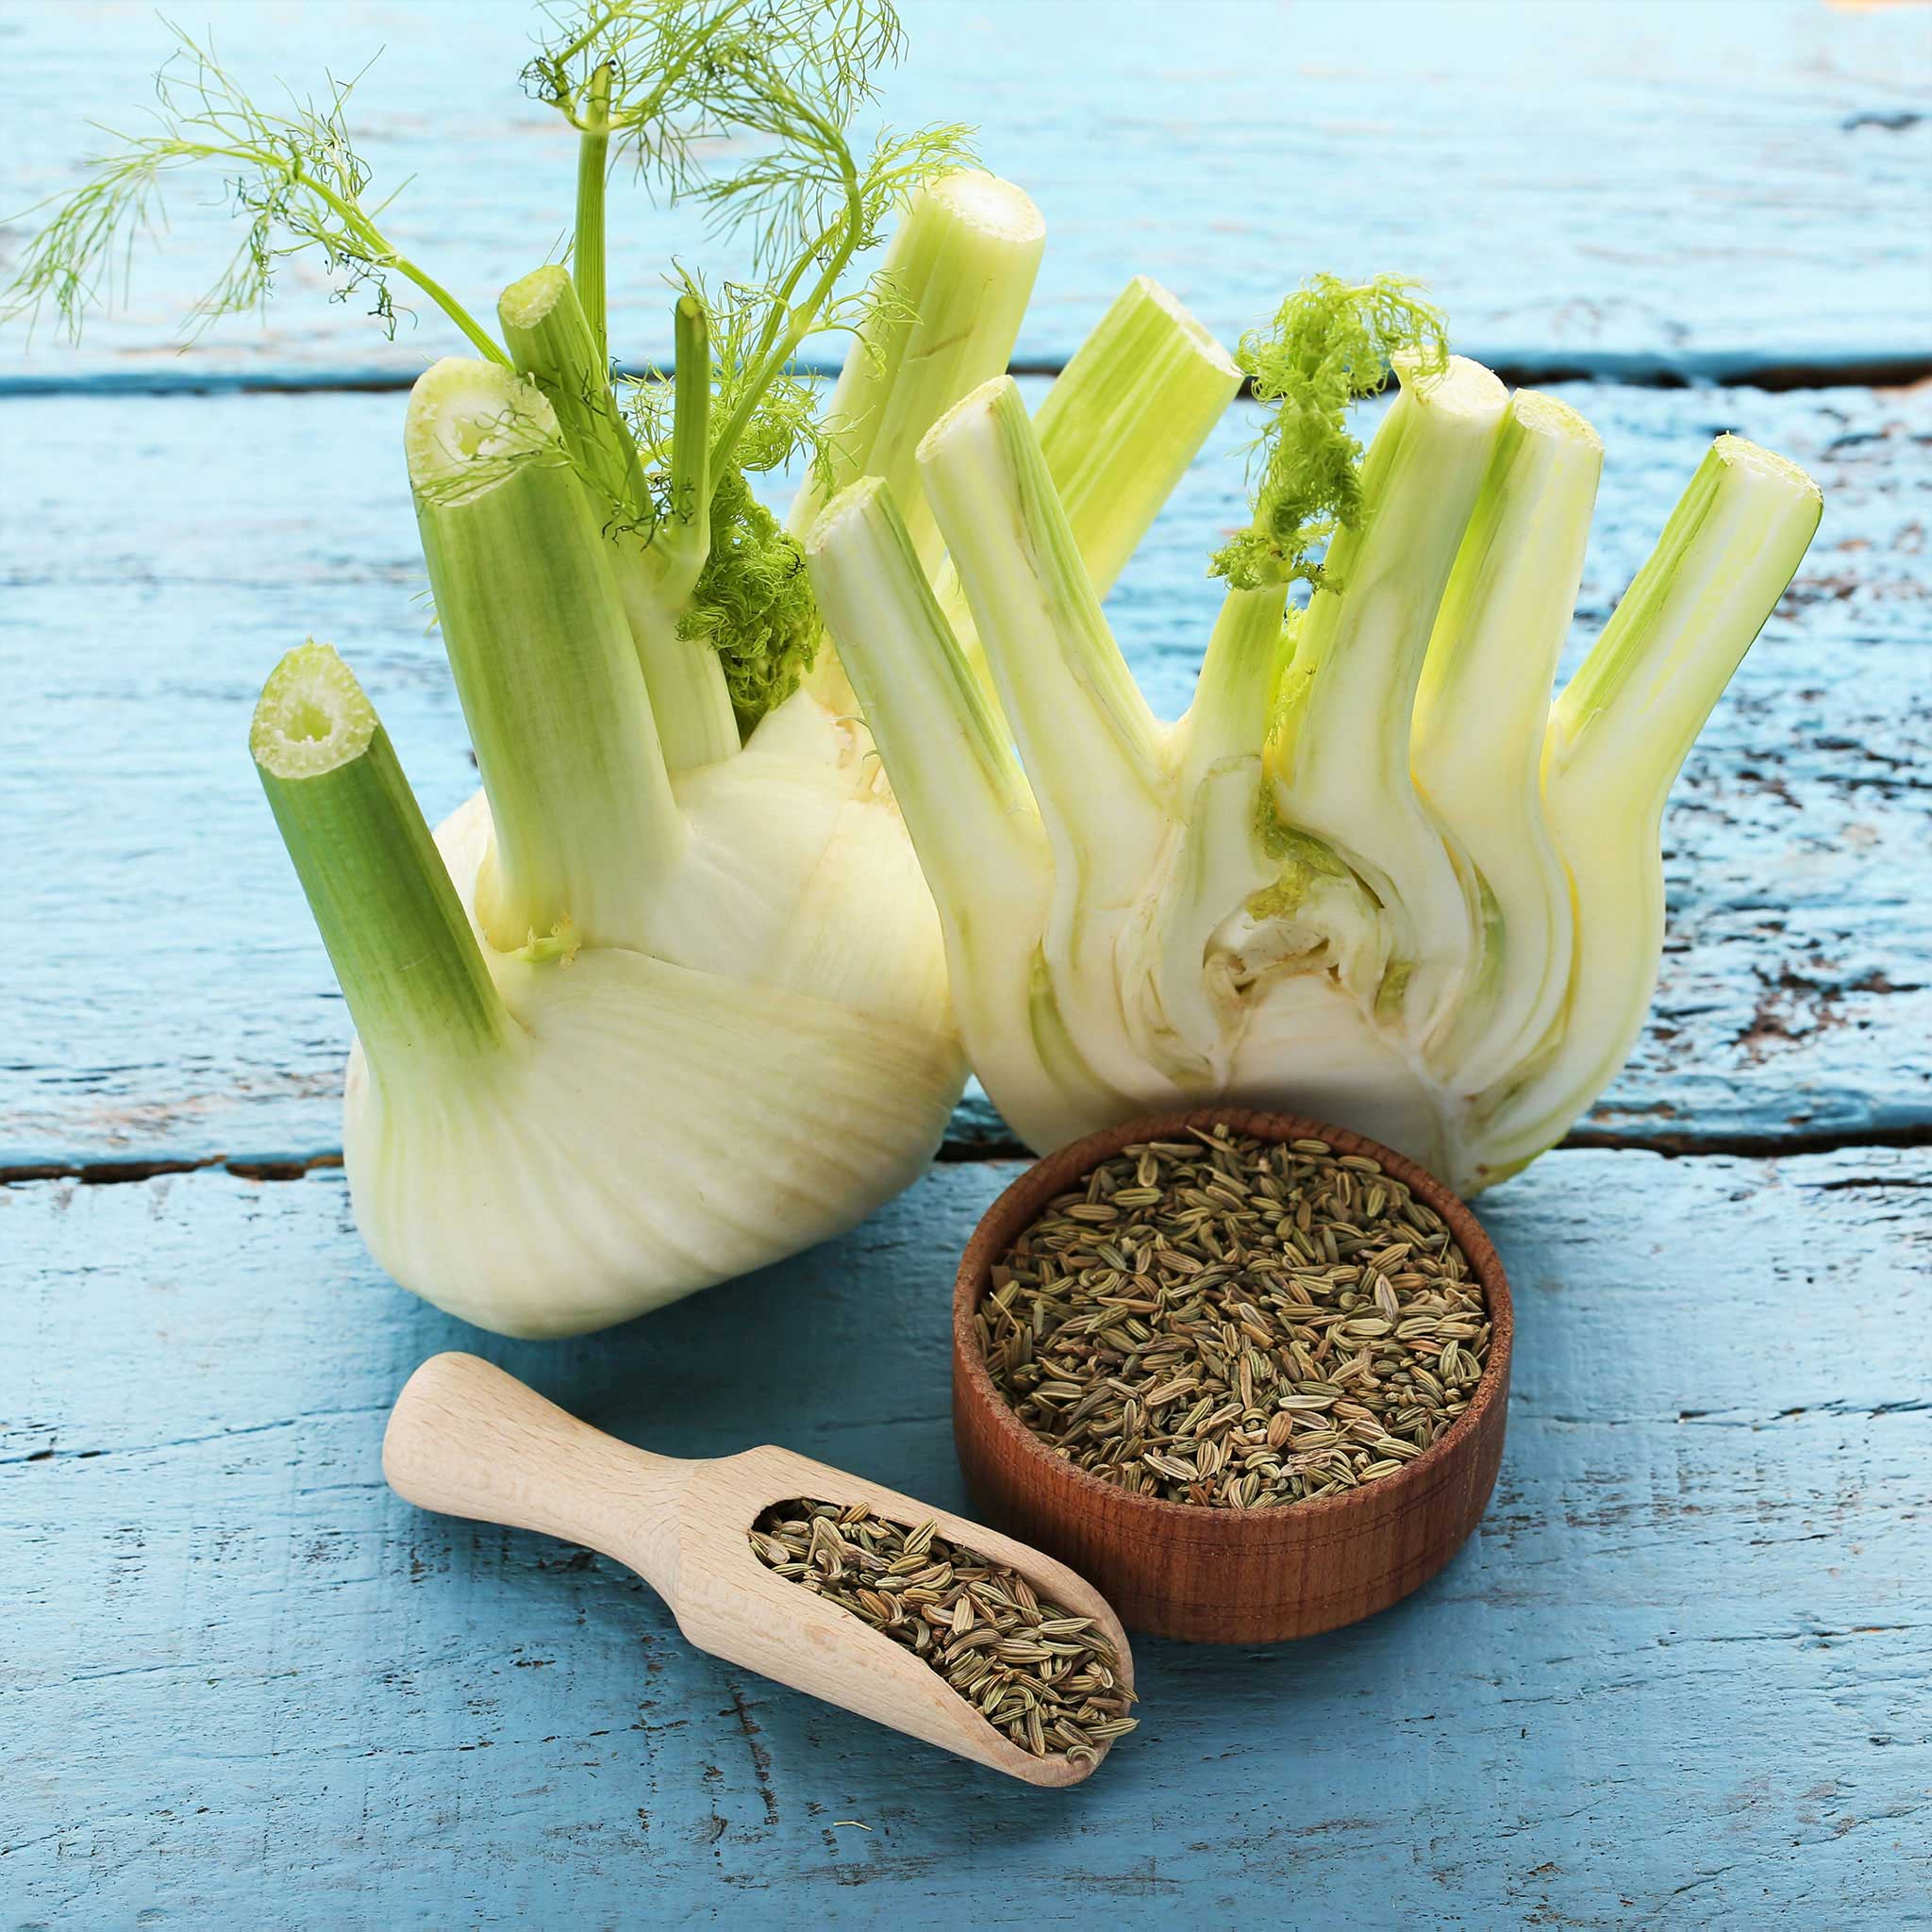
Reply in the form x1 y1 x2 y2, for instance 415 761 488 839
951 1106 1513 1543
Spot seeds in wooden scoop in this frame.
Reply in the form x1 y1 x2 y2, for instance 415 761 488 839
748 1500 1137 1761
976 1124 1488 1507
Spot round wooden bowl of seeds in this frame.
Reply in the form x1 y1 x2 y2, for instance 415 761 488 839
952 1108 1512 1643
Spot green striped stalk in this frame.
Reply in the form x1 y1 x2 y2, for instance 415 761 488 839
1031 275 1242 597
405 358 681 954
789 171 1046 574
1412 390 1603 1095
498 271 735 772
1265 357 1508 1055
1478 435 1824 1176
804 473 1117 1146
251 644 508 1074
937 276 1243 703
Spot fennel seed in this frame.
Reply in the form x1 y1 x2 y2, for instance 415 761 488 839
976 1124 1488 1507
749 1500 1136 1761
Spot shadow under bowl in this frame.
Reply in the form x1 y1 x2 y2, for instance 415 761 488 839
952 1107 1512 1643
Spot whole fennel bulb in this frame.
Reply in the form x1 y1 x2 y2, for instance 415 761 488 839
254 639 958 1339
806 279 1824 1196
8 10 1066 1333
251 182 1257 1336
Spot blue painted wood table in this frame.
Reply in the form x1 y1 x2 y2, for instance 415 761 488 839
4 2 1928 1924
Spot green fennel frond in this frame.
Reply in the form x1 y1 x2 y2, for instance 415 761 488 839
696 100 974 280
0 24 503 361
612 105 967 733
501 5 970 602
624 252 916 494
526 0 901 204
678 468 820 732
1211 274 1447 592
692 119 973 478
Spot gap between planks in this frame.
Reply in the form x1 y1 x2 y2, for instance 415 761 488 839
3 351 1930 402
5 1122 1932 1188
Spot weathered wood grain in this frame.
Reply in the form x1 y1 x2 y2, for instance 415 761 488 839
4 377 1925 1168
3 0 1929 390
4 1149 1926 1925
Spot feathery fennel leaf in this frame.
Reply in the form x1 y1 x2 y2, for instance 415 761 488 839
0 24 504 361
6 2 974 748
679 468 820 732
530 3 971 732
1210 274 1448 592
525 0 902 208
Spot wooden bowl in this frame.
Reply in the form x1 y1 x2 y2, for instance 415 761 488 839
952 1108 1512 1643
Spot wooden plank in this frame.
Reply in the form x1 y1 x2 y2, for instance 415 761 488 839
4 1147 1927 1924
4 378 1925 1168
3 1 1929 389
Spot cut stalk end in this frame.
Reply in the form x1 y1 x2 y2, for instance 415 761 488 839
1713 432 1821 501
916 371 1015 466
498 263 574 334
1509 388 1604 452
405 357 561 504
251 641 377 780
802 473 888 553
1401 351 1508 424
1116 274 1238 370
922 167 1046 242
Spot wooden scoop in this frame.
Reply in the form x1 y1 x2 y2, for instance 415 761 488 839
382 1352 1134 1787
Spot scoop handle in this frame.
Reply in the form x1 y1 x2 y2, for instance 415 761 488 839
383 1352 688 1597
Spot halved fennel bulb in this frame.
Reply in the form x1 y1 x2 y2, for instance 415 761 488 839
807 353 1823 1195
